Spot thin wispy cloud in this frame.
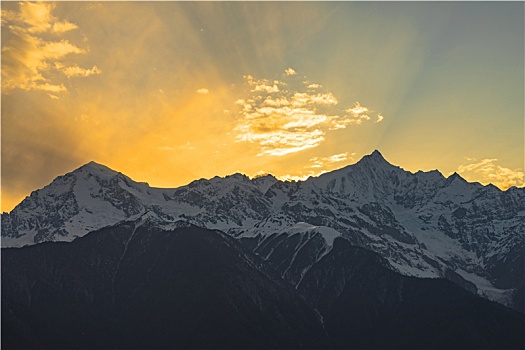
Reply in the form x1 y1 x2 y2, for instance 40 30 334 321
307 83 322 89
233 69 383 156
346 101 369 116
278 152 356 181
457 158 524 190
55 64 102 78
1 2 99 95
344 101 383 125
278 173 312 182
196 88 209 94
309 152 353 169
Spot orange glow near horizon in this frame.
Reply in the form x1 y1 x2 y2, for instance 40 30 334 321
2 2 523 212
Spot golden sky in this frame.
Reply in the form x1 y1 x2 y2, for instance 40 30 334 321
2 2 524 212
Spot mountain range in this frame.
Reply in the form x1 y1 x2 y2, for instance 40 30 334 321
2 150 524 348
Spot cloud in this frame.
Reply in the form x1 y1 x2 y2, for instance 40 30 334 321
233 74 382 156
291 92 338 107
17 2 54 33
254 84 279 93
277 152 356 181
278 173 312 182
346 102 370 125
4 2 77 33
52 20 78 33
196 88 209 94
1 2 97 93
245 74 280 93
285 68 297 76
342 101 388 126
55 64 102 78
307 83 322 89
457 158 524 190
236 123 324 156
309 152 353 168
263 96 290 107
346 101 369 116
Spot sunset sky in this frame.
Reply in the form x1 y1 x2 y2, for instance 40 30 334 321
2 1 524 212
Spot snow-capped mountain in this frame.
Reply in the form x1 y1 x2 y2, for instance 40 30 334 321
2 151 524 311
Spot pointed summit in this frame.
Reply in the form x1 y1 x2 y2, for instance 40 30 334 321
358 149 392 167
79 160 115 171
447 172 467 183
85 160 102 167
370 149 384 159
364 149 387 161
75 161 119 178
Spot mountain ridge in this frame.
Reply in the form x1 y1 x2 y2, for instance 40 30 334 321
5 150 509 217
2 150 524 312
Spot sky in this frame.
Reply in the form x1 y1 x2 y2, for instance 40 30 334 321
1 1 524 212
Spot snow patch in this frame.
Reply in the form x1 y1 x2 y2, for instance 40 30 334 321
455 268 515 305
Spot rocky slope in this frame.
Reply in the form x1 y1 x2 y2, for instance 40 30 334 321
2 215 329 349
3 216 523 349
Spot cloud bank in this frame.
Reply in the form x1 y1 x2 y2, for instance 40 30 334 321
233 69 383 156
1 2 100 94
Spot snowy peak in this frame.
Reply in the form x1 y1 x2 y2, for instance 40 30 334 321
252 174 278 194
310 150 405 201
368 149 387 161
81 160 111 170
75 161 119 178
0 160 152 247
72 161 146 190
357 149 392 167
353 150 401 173
326 149 401 180
447 171 467 183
